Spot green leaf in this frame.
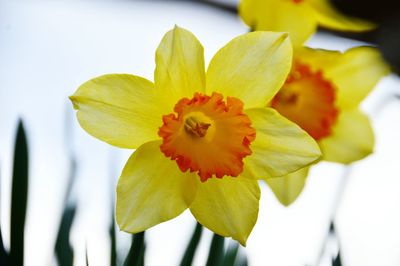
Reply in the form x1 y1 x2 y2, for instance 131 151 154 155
86 243 89 266
206 234 224 266
331 223 342 266
110 210 117 266
235 254 248 266
63 157 77 205
10 120 29 266
123 232 145 266
0 165 10 265
222 242 239 266
55 147 77 266
55 206 76 266
332 251 342 266
180 222 203 266
1 227 9 265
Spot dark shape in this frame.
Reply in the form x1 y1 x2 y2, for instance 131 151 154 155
188 0 236 14
55 147 77 266
206 233 224 266
332 0 399 24
329 222 335 233
332 251 342 266
63 158 77 206
329 0 400 74
110 210 117 266
235 254 248 266
10 120 29 266
317 221 344 266
222 242 239 266
180 222 203 266
55 206 76 266
124 232 145 266
85 243 89 266
1 227 9 266
376 18 400 74
1 165 10 265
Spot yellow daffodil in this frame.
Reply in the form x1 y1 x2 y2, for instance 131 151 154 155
70 26 322 245
266 46 390 206
239 0 376 45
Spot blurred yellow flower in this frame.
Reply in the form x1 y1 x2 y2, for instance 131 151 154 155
239 0 376 45
70 26 321 245
266 46 390 206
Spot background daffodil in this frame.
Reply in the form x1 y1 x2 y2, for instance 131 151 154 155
266 46 390 206
239 0 376 45
70 26 321 245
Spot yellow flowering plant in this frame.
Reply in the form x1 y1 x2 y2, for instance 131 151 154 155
239 0 376 45
70 26 322 245
265 46 390 206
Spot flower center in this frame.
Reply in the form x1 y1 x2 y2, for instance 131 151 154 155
271 62 339 140
291 0 304 4
158 92 256 182
184 116 211 138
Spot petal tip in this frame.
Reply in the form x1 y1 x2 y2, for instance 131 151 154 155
173 24 181 31
315 145 323 160
69 95 80 109
237 237 248 247
281 32 289 39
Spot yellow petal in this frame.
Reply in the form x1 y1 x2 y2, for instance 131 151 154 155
154 26 206 104
238 0 259 29
319 109 374 164
206 31 292 108
70 74 169 149
295 46 341 71
190 177 260 246
244 107 321 178
265 166 310 206
309 0 376 31
116 141 198 233
324 47 390 110
239 0 317 45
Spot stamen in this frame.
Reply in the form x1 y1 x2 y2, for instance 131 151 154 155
184 116 211 137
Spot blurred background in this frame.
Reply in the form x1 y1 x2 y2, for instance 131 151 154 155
0 0 399 265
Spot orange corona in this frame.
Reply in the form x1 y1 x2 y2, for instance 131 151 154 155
271 62 338 140
159 92 256 182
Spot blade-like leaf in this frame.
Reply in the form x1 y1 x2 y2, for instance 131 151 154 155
222 242 239 266
235 254 248 266
1 227 9 265
331 223 342 266
0 165 10 265
55 206 76 266
55 148 77 266
86 243 89 266
10 120 29 266
332 251 342 266
180 222 203 266
329 222 335 234
123 232 145 266
206 234 224 266
110 210 117 266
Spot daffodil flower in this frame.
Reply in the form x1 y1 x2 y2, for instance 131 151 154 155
70 26 321 244
239 0 376 45
266 46 390 206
